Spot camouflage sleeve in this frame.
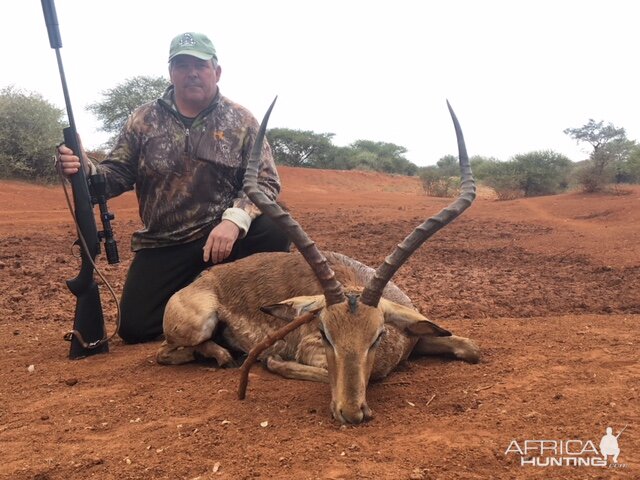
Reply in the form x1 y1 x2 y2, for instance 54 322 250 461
231 121 281 220
95 114 141 199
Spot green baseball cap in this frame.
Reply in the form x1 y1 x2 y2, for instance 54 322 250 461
169 32 217 62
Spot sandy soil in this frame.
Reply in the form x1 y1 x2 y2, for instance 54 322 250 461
0 168 638 479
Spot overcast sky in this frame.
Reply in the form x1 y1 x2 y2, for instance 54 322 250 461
2 0 638 166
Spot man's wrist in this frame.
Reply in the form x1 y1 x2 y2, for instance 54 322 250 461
221 208 252 238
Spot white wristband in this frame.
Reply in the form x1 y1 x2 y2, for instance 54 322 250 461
221 207 252 238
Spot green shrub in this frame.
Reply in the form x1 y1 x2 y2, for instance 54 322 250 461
0 86 65 182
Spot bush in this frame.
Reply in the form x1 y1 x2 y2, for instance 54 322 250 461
511 150 572 196
626 147 640 183
574 160 615 193
613 144 640 184
0 86 65 182
478 150 571 199
419 167 458 197
481 165 521 199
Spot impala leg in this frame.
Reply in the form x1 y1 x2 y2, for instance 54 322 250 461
266 355 329 383
413 335 480 363
196 340 235 367
157 340 197 365
157 339 234 366
159 287 233 365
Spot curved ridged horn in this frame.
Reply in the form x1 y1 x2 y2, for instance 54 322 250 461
243 97 346 306
360 101 476 308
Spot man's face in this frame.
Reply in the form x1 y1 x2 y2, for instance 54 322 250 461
169 55 220 110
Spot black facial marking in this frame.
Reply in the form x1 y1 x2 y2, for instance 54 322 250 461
347 294 359 314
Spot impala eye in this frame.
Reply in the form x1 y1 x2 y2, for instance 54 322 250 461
319 328 332 346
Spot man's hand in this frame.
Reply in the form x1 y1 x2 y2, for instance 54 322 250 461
56 136 89 177
203 220 241 264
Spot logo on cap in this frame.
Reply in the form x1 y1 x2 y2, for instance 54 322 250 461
178 33 197 47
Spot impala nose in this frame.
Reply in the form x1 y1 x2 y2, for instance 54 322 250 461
336 403 373 424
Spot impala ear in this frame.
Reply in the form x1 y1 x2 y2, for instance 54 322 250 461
379 299 451 337
261 295 325 322
400 319 452 337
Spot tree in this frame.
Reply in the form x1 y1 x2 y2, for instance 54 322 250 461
478 160 522 200
87 75 169 143
417 154 502 197
316 145 355 170
435 154 459 177
348 140 417 175
564 119 627 153
266 129 418 174
564 119 628 192
0 86 65 182
267 128 335 167
469 155 502 180
479 151 571 199
619 143 640 183
344 149 379 172
511 150 572 196
606 138 638 183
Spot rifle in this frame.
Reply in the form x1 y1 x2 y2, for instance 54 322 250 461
616 425 628 439
41 0 119 359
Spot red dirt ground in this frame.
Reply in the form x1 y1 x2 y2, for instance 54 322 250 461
0 168 638 480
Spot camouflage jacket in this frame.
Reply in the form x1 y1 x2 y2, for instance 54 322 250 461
95 87 280 251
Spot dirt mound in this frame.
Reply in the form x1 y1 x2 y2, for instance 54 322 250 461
1 172 638 479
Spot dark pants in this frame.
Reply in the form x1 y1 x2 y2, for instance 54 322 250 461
118 215 290 343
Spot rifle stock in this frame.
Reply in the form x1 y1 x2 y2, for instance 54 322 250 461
63 128 109 358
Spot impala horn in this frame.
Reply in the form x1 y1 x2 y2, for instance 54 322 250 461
242 97 346 306
360 101 476 307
